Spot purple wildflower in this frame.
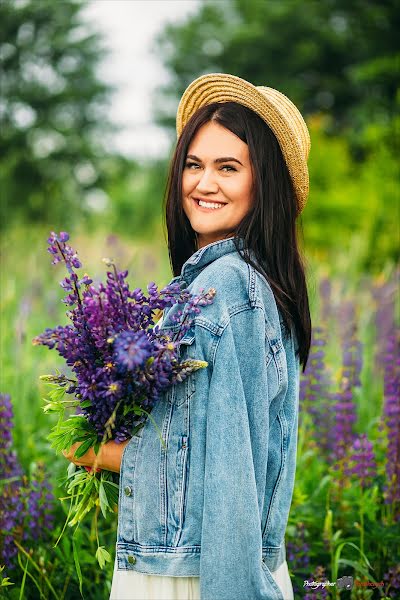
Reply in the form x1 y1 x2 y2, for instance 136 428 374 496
47 231 82 273
0 393 23 480
331 304 361 465
0 394 54 568
286 522 310 571
382 329 400 518
345 434 377 489
319 276 332 323
383 564 400 599
299 326 336 456
114 330 153 370
0 394 24 567
372 273 398 371
331 383 358 464
24 464 55 539
339 300 363 387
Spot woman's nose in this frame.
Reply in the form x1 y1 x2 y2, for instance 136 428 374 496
195 167 219 194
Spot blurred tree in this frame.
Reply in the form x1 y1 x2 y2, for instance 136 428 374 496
0 0 116 228
155 0 398 156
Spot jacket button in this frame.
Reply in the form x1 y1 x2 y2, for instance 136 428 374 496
124 486 132 496
128 555 136 564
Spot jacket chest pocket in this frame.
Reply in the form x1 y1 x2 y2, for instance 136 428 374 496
167 331 196 408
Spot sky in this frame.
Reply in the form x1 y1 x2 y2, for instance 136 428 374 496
82 0 200 160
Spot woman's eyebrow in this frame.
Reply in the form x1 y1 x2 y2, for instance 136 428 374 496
186 154 243 166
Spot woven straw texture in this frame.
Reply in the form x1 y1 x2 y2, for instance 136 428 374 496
176 73 310 214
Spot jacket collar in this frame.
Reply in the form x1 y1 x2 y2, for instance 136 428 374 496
172 237 245 286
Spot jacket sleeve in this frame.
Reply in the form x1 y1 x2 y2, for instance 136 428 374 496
199 306 284 600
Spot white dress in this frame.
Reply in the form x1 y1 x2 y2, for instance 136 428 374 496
109 557 294 600
110 314 294 600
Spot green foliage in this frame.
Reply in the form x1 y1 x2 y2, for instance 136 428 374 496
0 566 14 588
95 546 111 571
303 115 399 271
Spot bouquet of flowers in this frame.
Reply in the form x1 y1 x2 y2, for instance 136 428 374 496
33 232 215 567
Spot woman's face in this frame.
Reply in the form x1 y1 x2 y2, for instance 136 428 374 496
182 121 254 249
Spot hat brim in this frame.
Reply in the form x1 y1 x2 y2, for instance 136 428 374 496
176 73 309 213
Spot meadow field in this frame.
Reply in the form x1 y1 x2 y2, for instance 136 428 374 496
1 223 398 599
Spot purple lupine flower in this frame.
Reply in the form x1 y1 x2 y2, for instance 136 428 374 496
0 394 24 567
47 231 82 273
299 326 336 456
24 464 55 539
339 302 363 387
286 522 310 570
319 276 332 324
331 384 357 465
383 564 400 599
0 394 23 480
286 522 310 596
114 330 153 370
0 493 24 568
372 273 398 371
382 328 400 519
0 395 54 568
345 434 377 489
331 303 361 465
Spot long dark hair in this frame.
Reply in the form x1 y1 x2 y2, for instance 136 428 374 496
163 101 311 371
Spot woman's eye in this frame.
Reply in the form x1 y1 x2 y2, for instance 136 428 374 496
184 162 236 172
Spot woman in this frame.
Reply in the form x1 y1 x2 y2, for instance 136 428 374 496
66 73 311 600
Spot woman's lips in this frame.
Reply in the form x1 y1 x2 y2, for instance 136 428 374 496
192 197 227 212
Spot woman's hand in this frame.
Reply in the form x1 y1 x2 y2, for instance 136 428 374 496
63 442 98 469
63 439 130 474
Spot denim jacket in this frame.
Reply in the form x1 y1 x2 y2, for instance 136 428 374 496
116 237 300 600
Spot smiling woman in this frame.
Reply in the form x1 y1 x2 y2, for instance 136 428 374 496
182 121 254 248
69 72 312 600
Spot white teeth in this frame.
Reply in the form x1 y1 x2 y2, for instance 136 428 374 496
198 200 224 209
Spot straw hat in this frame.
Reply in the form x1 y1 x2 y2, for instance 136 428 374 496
176 73 310 214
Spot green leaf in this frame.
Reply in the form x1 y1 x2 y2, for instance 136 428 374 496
338 558 377 581
67 462 77 478
98 481 111 518
332 530 342 543
80 400 92 408
18 557 29 599
135 407 167 450
95 546 111 570
73 438 95 459
72 537 84 598
102 480 119 506
131 422 145 436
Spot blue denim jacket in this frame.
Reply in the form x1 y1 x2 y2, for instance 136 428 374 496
116 237 300 600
